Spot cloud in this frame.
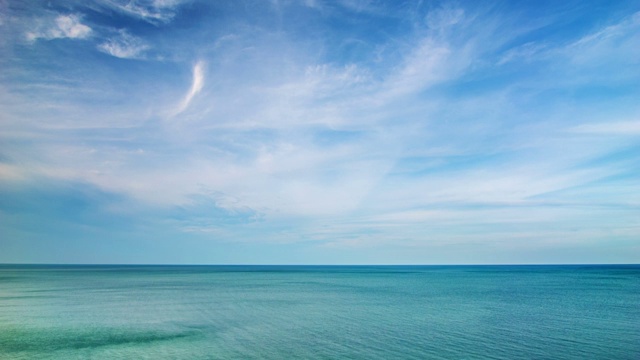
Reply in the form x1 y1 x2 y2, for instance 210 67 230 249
95 0 187 24
425 5 464 31
4 1 640 262
0 163 25 182
170 61 205 116
384 38 452 97
97 30 150 59
571 11 640 49
571 121 640 135
26 14 92 42
0 0 7 27
337 0 381 14
563 11 640 72
497 42 548 65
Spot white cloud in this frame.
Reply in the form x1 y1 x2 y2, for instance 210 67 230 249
6 2 640 257
26 14 92 42
0 0 7 27
302 0 321 9
98 30 149 59
571 121 640 135
565 11 640 69
571 11 640 48
337 0 380 14
425 6 464 31
96 0 187 24
497 42 548 65
0 163 25 182
384 39 452 97
170 61 206 116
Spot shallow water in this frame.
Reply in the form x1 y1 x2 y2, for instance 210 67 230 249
1 265 638 359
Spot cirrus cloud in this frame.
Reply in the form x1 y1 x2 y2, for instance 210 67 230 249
98 30 150 59
26 14 92 42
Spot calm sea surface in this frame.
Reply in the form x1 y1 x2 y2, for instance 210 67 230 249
0 265 638 359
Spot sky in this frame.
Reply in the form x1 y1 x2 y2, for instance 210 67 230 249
0 0 639 264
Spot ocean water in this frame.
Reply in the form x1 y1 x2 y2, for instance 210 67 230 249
0 265 638 359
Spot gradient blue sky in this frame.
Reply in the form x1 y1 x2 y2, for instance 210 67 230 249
1 0 639 264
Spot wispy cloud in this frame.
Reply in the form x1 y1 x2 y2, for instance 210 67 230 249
170 60 205 117
0 163 25 182
425 5 465 31
0 0 7 27
497 42 548 65
97 30 150 59
3 1 640 263
571 11 640 48
95 0 187 24
26 14 92 42
563 11 640 75
571 121 640 135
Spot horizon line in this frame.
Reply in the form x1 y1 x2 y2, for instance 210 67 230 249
1 263 638 267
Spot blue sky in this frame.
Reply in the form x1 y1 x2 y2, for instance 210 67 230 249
1 0 639 264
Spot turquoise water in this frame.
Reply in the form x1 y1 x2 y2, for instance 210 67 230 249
1 265 638 359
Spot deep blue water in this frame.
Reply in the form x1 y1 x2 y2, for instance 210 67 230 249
0 265 638 359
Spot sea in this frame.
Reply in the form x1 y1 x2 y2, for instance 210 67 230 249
0 265 638 359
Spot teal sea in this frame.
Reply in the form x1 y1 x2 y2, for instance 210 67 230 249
1 265 638 359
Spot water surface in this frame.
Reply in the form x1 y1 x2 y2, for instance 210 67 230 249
1 265 638 359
